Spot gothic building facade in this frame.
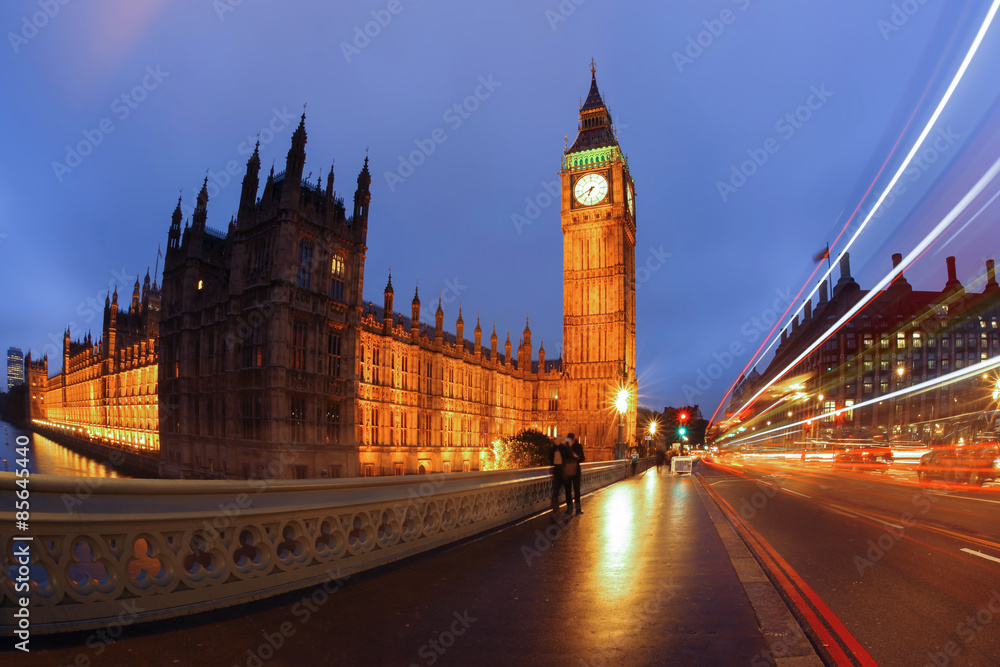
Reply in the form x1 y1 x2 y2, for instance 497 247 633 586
728 253 1000 442
29 275 161 451
46 67 638 480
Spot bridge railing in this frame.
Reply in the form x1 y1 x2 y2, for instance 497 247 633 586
1 461 627 634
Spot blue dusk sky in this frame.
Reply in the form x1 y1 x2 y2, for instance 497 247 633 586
2 0 999 420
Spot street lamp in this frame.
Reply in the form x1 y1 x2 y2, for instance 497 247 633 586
615 388 628 459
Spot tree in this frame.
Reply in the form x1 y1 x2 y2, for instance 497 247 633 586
483 428 554 470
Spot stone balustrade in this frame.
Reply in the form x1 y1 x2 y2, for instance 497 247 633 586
1 461 628 635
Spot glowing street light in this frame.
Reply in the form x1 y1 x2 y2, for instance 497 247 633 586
896 366 905 377
615 389 629 414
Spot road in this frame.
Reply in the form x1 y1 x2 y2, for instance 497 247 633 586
700 455 1000 667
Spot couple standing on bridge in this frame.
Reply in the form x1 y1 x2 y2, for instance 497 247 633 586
551 433 585 517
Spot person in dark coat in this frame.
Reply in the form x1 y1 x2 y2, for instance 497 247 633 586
550 439 573 516
567 433 585 514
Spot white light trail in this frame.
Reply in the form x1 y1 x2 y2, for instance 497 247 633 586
726 1 1000 415
724 355 1000 447
728 155 1000 429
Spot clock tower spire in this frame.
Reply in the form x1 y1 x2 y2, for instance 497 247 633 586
559 62 637 461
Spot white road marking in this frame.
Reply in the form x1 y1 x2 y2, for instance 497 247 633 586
780 487 812 499
961 548 1000 564
870 518 905 531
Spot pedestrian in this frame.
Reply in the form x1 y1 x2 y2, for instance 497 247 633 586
566 433 585 514
550 437 573 517
655 441 666 474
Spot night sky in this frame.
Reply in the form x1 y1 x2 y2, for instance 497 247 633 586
2 0 999 419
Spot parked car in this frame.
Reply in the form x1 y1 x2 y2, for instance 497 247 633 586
917 443 1000 485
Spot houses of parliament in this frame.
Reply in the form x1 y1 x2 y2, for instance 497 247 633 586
27 67 638 479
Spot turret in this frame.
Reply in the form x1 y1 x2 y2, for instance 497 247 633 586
383 272 394 335
262 164 275 203
490 323 498 359
131 275 141 314
325 162 335 212
474 316 482 358
352 156 371 225
538 339 546 370
456 308 465 349
281 113 307 207
142 268 151 304
238 140 261 224
107 288 119 362
435 297 444 343
411 285 421 339
504 331 512 365
167 196 182 252
521 316 532 365
192 177 209 232
62 328 70 372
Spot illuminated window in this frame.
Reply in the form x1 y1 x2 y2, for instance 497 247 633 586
330 253 346 301
912 332 922 348
197 279 204 290
897 333 906 349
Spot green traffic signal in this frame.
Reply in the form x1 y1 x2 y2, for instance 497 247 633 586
678 426 687 436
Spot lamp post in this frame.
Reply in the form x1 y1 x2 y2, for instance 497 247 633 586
615 388 628 459
648 420 657 458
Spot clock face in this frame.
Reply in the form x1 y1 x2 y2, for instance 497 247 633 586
574 173 608 206
627 184 634 216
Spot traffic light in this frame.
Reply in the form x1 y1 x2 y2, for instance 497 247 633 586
678 426 688 437
679 412 688 422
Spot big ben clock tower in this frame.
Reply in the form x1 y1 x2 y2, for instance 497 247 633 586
560 62 637 461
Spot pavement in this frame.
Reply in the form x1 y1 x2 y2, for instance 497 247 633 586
14 463 824 667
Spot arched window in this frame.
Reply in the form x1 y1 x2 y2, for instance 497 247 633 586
330 253 346 301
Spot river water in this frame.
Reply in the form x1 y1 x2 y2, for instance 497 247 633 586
0 419 128 478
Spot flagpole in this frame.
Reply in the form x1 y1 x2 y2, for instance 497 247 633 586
825 241 831 295
154 242 161 284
